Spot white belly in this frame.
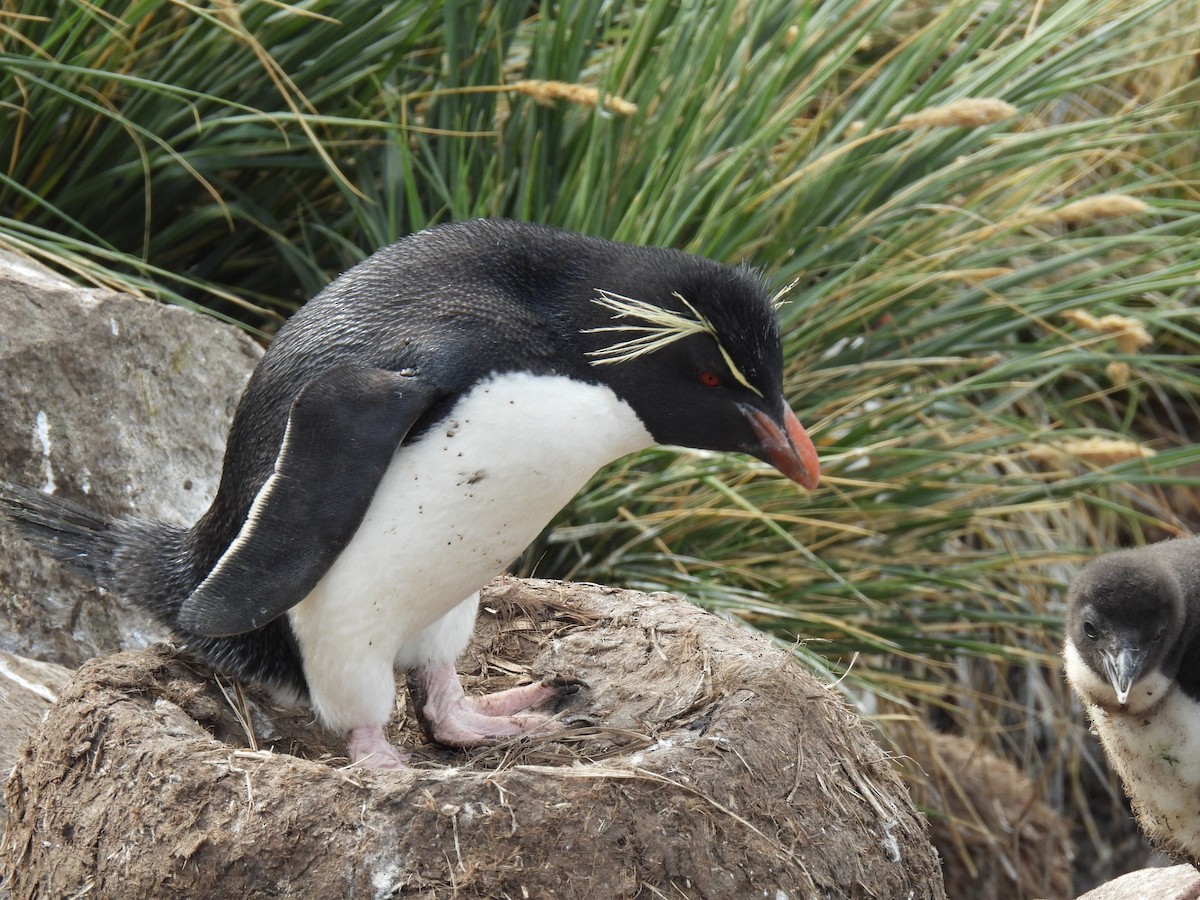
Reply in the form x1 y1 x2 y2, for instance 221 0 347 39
1066 642 1200 860
1085 686 1200 861
287 371 652 731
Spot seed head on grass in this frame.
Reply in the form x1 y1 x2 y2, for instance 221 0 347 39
1106 361 1132 386
1062 310 1153 353
1032 193 1149 226
1027 437 1156 466
898 98 1018 129
511 80 637 116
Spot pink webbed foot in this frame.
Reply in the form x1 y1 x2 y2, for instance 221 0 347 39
346 724 411 769
406 662 583 748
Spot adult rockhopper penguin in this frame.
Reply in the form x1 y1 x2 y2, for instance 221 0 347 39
0 219 821 769
1064 536 1200 866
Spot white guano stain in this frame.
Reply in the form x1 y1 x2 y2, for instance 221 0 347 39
35 410 56 494
0 657 58 704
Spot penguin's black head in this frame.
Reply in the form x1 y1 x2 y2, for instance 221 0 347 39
578 254 820 489
1066 550 1184 704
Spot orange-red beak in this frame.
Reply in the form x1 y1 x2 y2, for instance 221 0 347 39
744 405 821 490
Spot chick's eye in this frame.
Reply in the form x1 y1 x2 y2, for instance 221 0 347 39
1153 626 1166 642
1083 622 1098 641
699 370 722 388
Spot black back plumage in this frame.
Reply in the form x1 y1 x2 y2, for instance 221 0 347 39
1 219 792 698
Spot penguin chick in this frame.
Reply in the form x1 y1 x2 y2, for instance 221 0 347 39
0 219 821 770
1064 537 1200 866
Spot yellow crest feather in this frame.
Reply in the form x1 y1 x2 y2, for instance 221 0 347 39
583 288 762 396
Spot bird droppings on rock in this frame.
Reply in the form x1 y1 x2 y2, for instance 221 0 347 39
2 578 945 899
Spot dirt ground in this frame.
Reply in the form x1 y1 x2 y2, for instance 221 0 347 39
2 578 945 899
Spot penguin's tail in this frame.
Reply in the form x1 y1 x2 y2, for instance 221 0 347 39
0 481 123 586
0 481 195 621
1 480 309 699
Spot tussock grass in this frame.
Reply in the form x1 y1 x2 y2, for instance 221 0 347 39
4 0 1200 889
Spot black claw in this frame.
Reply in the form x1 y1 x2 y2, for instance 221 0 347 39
540 675 587 713
404 671 438 745
542 675 587 696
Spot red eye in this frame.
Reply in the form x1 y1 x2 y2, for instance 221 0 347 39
700 371 722 387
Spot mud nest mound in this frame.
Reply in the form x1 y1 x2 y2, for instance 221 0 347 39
2 578 944 899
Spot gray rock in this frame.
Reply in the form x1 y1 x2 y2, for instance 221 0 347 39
0 251 262 667
0 649 73 811
1074 864 1200 900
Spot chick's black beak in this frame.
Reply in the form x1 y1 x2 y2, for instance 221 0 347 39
742 404 820 490
1100 643 1146 707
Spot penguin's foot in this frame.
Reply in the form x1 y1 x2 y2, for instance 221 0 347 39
346 725 411 769
407 663 583 749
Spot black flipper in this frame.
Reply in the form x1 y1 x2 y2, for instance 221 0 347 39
178 366 438 637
